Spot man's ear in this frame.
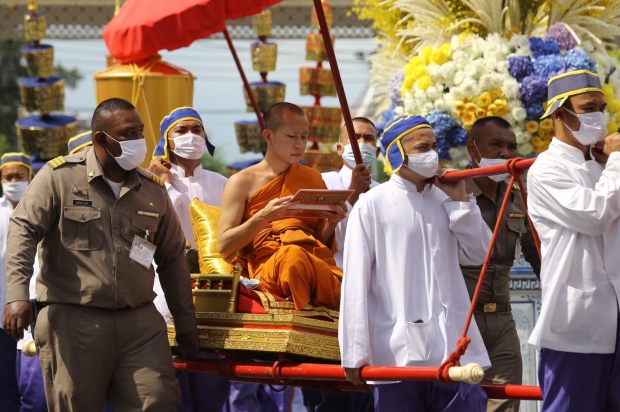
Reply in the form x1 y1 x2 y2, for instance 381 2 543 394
551 108 564 122
375 146 381 157
466 139 477 162
262 129 272 144
336 143 344 156
92 131 107 148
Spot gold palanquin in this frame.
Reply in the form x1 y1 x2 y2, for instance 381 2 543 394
93 55 195 168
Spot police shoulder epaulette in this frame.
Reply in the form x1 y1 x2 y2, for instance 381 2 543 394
512 183 520 191
137 168 164 187
47 156 67 169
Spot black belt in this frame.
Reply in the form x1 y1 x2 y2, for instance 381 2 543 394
475 302 511 313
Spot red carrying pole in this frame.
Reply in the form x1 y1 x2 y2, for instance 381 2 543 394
222 27 266 131
311 0 363 165
439 158 535 182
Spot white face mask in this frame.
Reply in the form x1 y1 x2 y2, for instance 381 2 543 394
2 181 29 202
562 108 607 146
473 141 509 182
170 133 207 160
341 143 377 168
404 150 439 178
103 132 147 171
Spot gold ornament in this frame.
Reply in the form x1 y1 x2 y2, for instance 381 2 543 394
22 45 54 78
305 33 334 62
234 121 266 154
299 67 337 97
251 42 278 72
252 9 272 37
19 77 65 114
16 120 78 160
242 82 286 113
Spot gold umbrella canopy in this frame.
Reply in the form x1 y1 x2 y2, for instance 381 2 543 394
93 56 195 168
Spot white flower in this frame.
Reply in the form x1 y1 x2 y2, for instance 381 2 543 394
454 71 466 86
465 64 478 78
504 113 516 125
512 107 527 122
394 106 404 116
484 58 498 73
426 86 439 101
517 143 534 155
502 78 521 100
449 147 464 161
423 102 434 114
582 41 595 52
457 158 470 169
434 99 448 112
462 79 477 97
515 130 532 145
509 35 529 51
496 60 509 73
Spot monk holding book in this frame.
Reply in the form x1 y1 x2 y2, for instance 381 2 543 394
218 102 347 310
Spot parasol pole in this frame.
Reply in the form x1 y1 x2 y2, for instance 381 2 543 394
222 27 266 131
311 0 363 165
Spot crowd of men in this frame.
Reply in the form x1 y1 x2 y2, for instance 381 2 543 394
0 68 619 412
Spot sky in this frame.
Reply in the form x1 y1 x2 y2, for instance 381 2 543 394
46 38 377 164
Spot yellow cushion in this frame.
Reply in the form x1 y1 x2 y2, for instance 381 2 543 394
189 199 232 274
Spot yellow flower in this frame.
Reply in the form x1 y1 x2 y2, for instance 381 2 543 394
490 91 498 101
463 96 470 103
457 109 465 118
464 102 477 113
539 141 550 152
408 56 425 69
476 108 486 118
463 112 476 126
401 76 414 96
487 103 497 113
439 43 451 55
607 121 619 135
455 100 465 111
603 84 615 102
417 75 433 91
526 121 539 133
531 136 542 148
478 92 492 107
540 118 554 130
472 97 480 106
421 46 434 64
540 128 553 139
411 65 428 80
494 99 507 108
608 99 620 114
498 106 510 116
430 48 449 65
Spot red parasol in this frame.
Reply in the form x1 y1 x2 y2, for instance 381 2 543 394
103 0 283 64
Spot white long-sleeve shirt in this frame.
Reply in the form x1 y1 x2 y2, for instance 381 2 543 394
527 139 620 354
165 163 228 247
322 165 379 268
0 196 14 324
339 175 491 384
154 164 227 325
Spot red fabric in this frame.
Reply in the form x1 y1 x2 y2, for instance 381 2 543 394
103 0 284 63
237 284 289 314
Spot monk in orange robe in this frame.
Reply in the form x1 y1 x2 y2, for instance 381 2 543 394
218 102 346 310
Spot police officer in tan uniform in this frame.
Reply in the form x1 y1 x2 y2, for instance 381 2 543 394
2 98 199 412
461 117 541 412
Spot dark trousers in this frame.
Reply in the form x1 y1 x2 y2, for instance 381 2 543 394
539 311 620 412
302 389 373 412
371 381 487 412
15 351 47 412
0 329 20 412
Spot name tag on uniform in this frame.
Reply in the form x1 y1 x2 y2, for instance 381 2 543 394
129 234 156 269
72 199 93 206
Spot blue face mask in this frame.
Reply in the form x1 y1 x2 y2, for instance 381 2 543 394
342 143 377 168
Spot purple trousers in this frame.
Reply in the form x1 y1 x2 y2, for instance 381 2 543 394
538 312 620 411
0 329 20 412
15 352 47 412
371 381 487 412
225 382 293 412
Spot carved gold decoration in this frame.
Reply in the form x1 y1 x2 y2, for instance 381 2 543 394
305 33 334 62
22 46 54 78
252 9 272 37
251 42 277 72
243 82 285 113
234 120 266 154
167 312 340 361
299 67 336 97
301 150 342 173
190 265 241 313
310 2 333 31
17 120 78 159
93 56 195 168
19 78 65 114
300 106 342 144
24 12 46 42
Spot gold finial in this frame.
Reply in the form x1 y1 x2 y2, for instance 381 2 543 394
114 0 121 16
27 0 38 15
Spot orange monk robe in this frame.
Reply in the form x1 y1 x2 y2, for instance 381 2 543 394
232 163 342 310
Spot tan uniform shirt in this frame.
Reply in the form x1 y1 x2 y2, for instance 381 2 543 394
460 179 541 306
4 148 196 334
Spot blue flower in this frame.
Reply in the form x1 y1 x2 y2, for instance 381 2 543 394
545 22 578 51
389 72 405 107
426 110 469 160
508 56 534 82
520 74 547 107
563 49 596 72
529 37 560 59
447 126 469 147
526 105 545 120
376 106 397 137
533 55 566 82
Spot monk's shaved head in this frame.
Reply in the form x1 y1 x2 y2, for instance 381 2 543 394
265 102 307 132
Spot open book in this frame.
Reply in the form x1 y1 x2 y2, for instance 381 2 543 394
286 189 353 217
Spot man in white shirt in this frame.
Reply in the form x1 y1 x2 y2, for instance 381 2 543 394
0 153 33 411
340 115 491 411
322 117 380 268
527 69 620 411
149 107 230 412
